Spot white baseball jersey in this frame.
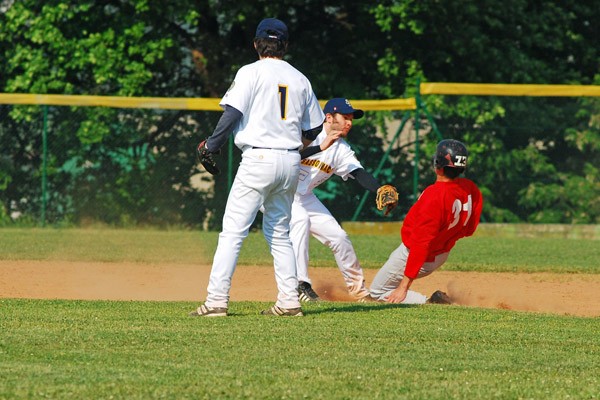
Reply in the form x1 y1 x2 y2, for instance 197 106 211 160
291 128 368 299
296 129 364 195
220 58 324 150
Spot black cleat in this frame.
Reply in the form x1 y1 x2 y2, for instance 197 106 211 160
298 281 321 302
427 290 452 305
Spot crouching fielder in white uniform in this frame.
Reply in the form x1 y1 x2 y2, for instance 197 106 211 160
293 98 407 302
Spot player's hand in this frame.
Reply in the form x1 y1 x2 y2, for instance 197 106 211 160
320 129 343 151
196 140 220 175
386 286 408 303
385 277 413 303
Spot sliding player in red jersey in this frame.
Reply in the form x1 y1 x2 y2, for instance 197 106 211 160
369 139 483 304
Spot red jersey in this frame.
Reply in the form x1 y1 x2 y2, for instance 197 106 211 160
401 178 483 279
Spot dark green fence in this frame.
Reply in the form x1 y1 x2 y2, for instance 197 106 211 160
2 86 598 227
0 97 418 228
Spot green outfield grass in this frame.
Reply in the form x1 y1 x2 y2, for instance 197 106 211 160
1 227 598 273
1 227 599 399
1 299 598 399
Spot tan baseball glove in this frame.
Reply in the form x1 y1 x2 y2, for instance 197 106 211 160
376 184 399 216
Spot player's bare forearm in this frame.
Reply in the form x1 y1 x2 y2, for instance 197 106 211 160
386 276 414 303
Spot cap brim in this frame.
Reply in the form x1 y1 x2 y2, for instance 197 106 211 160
353 110 364 119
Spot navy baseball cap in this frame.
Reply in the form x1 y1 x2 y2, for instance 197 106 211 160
323 98 364 119
255 18 289 41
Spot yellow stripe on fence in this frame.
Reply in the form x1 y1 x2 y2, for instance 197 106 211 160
0 93 418 111
1 86 597 111
318 98 417 111
420 83 600 97
0 93 223 110
347 98 417 111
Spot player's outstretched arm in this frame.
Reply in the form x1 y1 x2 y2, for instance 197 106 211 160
350 168 380 192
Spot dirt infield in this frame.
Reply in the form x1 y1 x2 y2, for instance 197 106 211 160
2 260 599 317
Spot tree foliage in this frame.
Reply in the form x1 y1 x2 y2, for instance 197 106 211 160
0 0 598 226
370 0 599 223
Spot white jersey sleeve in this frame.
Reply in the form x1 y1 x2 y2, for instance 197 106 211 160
301 86 323 132
296 131 364 195
220 66 254 116
332 139 363 180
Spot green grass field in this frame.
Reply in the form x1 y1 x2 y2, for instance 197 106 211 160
1 227 598 272
1 227 599 399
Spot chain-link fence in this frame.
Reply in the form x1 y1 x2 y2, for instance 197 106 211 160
2 87 598 227
0 96 419 228
0 104 223 227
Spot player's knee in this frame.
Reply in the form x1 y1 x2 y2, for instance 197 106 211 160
292 218 310 233
327 230 351 249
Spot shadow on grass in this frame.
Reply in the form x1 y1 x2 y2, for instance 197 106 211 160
184 301 427 317
302 301 423 315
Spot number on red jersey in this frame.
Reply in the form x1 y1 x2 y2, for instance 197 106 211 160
448 195 473 229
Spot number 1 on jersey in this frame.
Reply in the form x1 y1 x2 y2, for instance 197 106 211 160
278 85 288 120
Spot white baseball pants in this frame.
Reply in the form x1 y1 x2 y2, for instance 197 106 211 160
290 192 370 299
205 148 301 309
369 243 449 303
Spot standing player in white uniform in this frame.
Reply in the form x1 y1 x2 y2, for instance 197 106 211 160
293 98 408 302
190 18 325 317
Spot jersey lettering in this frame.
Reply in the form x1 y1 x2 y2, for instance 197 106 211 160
300 158 333 174
278 85 288 120
448 195 473 229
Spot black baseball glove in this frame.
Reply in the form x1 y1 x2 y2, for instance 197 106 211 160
196 140 220 175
